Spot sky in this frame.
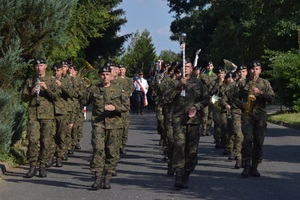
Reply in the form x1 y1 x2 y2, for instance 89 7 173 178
118 0 180 55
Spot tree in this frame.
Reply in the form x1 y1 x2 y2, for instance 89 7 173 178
158 50 181 63
121 30 156 77
84 0 131 64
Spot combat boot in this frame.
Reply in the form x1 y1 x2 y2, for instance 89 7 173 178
174 169 183 188
181 170 191 189
235 159 242 169
56 157 63 167
38 166 47 178
241 160 251 178
250 161 261 177
102 174 112 189
75 142 81 150
25 166 37 178
120 145 126 154
91 176 102 190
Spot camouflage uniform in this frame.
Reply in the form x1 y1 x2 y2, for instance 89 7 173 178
21 76 57 168
54 74 75 161
85 82 128 180
236 77 275 175
114 77 135 151
220 81 244 167
200 72 218 135
69 76 85 151
210 79 228 149
164 77 210 179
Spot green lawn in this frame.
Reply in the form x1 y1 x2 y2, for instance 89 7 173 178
268 112 300 129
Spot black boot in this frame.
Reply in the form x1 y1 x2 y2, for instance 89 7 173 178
46 157 54 168
91 176 102 190
56 157 63 167
250 162 261 177
235 159 242 169
174 169 183 188
182 170 191 189
102 174 111 189
120 145 126 154
25 166 37 178
241 160 251 178
75 142 81 150
38 166 47 178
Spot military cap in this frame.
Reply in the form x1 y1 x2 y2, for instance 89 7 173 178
118 64 125 68
104 60 115 68
98 66 111 74
225 72 233 79
216 67 225 74
249 61 261 70
193 66 200 71
61 60 69 66
237 64 247 71
207 61 213 66
70 64 78 71
139 70 144 75
52 62 62 71
33 58 46 65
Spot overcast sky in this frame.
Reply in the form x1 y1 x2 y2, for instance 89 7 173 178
118 0 180 55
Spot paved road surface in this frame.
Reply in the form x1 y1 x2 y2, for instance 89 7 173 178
0 108 299 200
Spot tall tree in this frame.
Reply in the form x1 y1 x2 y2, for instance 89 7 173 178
121 30 156 77
84 0 131 64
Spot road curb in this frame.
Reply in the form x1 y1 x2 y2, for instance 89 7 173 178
0 162 10 179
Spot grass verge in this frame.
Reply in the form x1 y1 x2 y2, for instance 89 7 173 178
267 112 300 129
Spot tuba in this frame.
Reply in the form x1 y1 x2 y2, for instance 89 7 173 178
223 59 238 73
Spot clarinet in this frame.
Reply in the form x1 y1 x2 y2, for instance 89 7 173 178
36 71 41 106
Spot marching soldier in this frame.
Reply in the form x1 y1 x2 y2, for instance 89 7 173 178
200 61 218 136
84 65 128 190
21 58 57 178
235 61 275 178
164 60 210 189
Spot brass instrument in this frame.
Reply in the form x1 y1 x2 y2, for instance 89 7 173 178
83 76 91 87
211 94 222 110
244 80 256 116
223 59 238 73
78 60 96 87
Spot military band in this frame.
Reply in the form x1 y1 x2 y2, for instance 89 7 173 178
22 56 274 190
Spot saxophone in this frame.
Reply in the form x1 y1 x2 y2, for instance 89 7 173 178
244 80 256 116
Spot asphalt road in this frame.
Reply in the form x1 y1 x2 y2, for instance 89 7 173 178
0 108 299 200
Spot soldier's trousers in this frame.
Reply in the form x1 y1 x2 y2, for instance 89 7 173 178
55 114 71 158
90 124 120 177
70 111 84 149
213 109 228 146
227 113 244 160
172 124 200 172
26 119 55 167
241 116 267 163
120 111 131 146
155 105 165 145
201 103 214 131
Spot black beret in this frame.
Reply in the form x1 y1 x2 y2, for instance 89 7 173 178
52 62 62 71
98 66 111 74
216 67 225 74
104 60 115 68
249 61 261 69
61 60 69 66
70 64 78 71
225 72 233 79
33 58 46 65
237 64 247 71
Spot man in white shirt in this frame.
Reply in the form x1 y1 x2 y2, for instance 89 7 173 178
133 71 149 115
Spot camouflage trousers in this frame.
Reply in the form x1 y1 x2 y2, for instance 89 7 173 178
200 103 214 132
226 113 244 160
213 108 228 147
172 124 200 172
69 111 84 150
120 111 131 146
26 119 55 167
164 104 174 162
155 105 166 146
241 116 267 163
90 123 120 177
55 114 72 158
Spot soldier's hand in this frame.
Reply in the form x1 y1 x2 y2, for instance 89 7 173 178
39 82 47 90
55 80 62 86
188 106 197 118
105 104 116 111
31 86 39 95
226 104 231 111
252 87 262 96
